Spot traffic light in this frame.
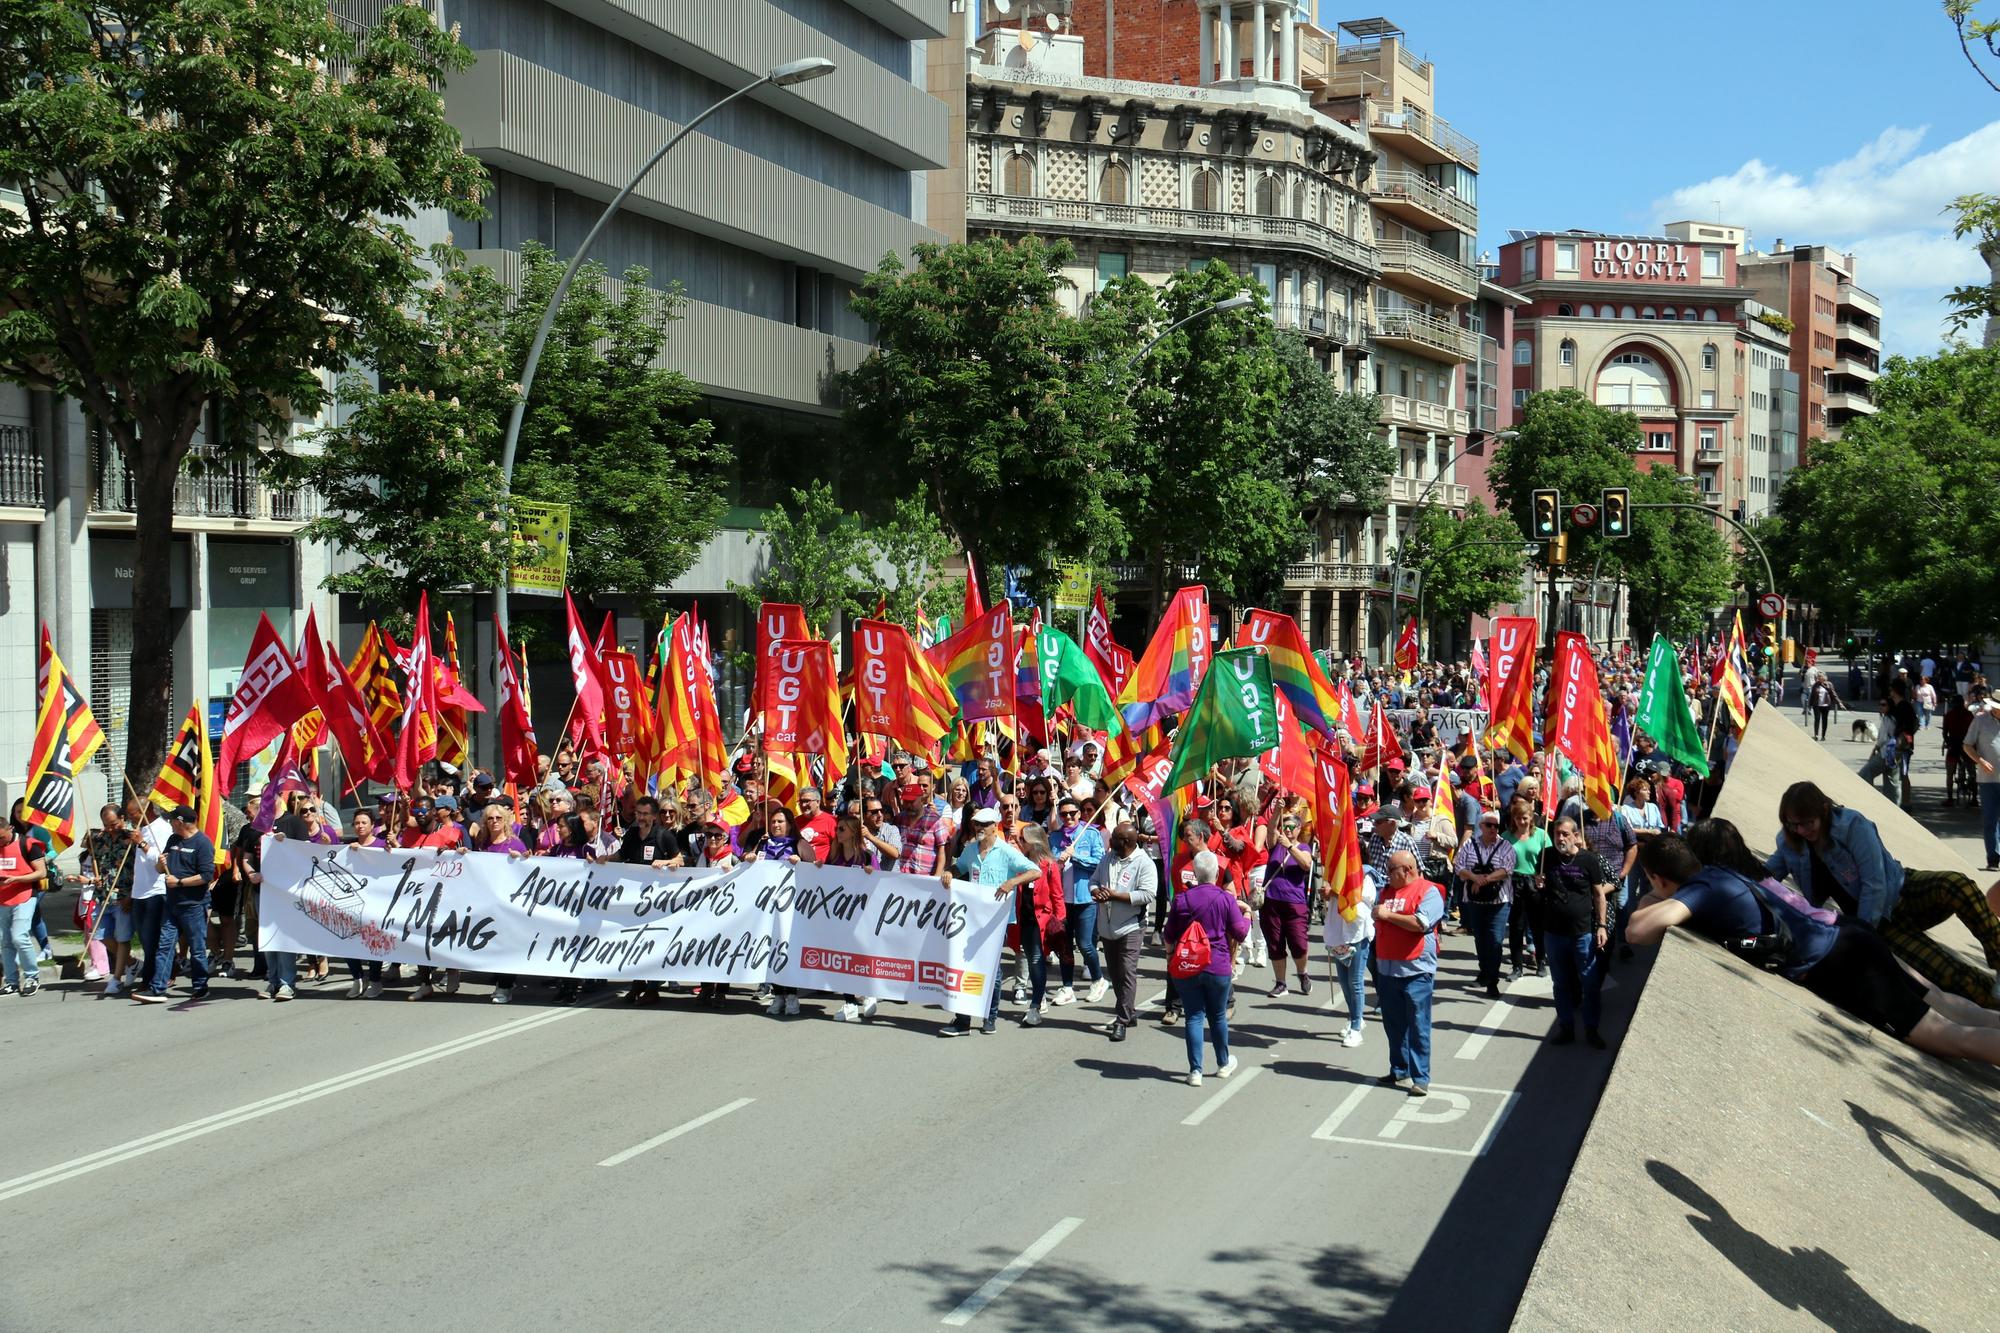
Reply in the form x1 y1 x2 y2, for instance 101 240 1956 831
1531 488 1562 540
1760 623 1778 654
1601 486 1631 538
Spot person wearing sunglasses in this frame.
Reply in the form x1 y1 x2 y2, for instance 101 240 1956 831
1051 800 1108 1005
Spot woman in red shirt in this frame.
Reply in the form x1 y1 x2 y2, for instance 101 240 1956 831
1015 825 1066 1026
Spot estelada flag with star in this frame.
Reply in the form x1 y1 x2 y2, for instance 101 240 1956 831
149 703 223 851
22 626 106 854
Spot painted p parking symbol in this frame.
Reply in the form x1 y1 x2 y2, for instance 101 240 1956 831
1312 1084 1518 1157
1378 1091 1471 1140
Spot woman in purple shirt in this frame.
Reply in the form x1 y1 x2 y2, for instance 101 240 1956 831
1165 849 1250 1086
1260 812 1316 999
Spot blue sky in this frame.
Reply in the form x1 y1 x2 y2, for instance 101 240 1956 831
1303 1 1998 358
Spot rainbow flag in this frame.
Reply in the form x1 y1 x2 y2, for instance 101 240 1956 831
931 603 1015 722
1118 586 1210 734
1239 608 1340 738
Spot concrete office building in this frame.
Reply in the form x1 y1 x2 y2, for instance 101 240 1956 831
1738 240 1881 445
1 1 953 802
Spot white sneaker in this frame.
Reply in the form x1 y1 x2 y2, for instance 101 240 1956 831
1012 980 1028 1004
1086 978 1109 1003
859 997 878 1021
783 994 800 1016
83 969 106 983
104 979 124 997
364 981 383 999
38 947 52 962
1217 1054 1241 1079
348 979 365 999
835 1002 860 1022
767 996 785 1016
756 984 773 1002
1052 986 1077 1006
491 987 512 1005
408 983 434 1002
1342 1026 1364 1048
275 984 295 1001
1187 1070 1203 1087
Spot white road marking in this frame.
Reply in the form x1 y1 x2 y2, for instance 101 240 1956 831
598 1097 755 1167
1181 1066 1265 1126
1140 989 1169 1010
1312 1083 1519 1157
0 1003 595 1203
1453 1001 1514 1060
943 1216 1084 1326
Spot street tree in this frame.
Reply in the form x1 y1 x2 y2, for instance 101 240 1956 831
1944 193 2000 347
1772 345 2000 643
1488 388 1642 573
842 237 1136 604
1397 501 1530 631
870 495 957 632
0 0 482 788
1103 262 1291 614
729 480 878 637
299 243 725 619
1271 330 1394 514
1621 469 1736 638
1947 0 2000 89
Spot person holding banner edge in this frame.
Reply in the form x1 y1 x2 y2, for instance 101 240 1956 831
937 807 1039 1036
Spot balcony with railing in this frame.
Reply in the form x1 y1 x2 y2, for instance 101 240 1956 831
967 193 1380 276
1386 474 1469 508
1372 307 1478 362
1824 389 1877 417
1376 238 1478 303
1357 99 1479 169
1830 353 1878 380
1835 316 1882 352
1368 168 1476 233
1696 448 1725 466
93 440 320 525
1284 561 1391 592
1270 303 1351 343
1835 282 1881 318
1377 394 1469 436
0 424 45 509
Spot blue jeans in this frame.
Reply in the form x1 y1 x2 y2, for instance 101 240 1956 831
131 895 166 977
1060 902 1101 985
1173 971 1232 1073
30 896 48 950
1463 900 1509 986
149 893 210 996
1858 750 1901 804
1544 930 1605 1034
346 958 383 982
0 899 38 986
1377 970 1434 1084
265 951 298 992
1334 938 1372 1033
1979 783 2000 865
1019 925 1048 1013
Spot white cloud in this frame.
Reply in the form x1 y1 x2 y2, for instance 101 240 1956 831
1653 122 1999 357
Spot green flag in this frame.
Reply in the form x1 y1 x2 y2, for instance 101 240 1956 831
1635 633 1710 777
1164 648 1280 792
1036 625 1124 735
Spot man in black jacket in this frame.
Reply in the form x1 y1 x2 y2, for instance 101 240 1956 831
134 806 216 1004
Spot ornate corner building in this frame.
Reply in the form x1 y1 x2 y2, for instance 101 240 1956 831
946 6 1482 659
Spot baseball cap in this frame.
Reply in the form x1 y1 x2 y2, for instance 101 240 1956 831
1371 803 1405 823
971 807 1001 826
1410 785 1433 800
1456 754 1479 771
170 804 198 823
434 796 459 812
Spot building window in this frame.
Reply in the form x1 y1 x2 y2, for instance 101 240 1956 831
1514 340 1532 364
1702 308 1719 322
1557 303 1573 317
1647 430 1675 451
1003 152 1034 196
1521 245 1538 278
1555 241 1579 272
1096 252 1127 290
1252 262 1278 299
1701 343 1717 371
1682 308 1697 321
1701 248 1722 278
1255 174 1279 216
1099 161 1129 205
1700 389 1717 408
1192 167 1221 211
1699 427 1717 452
1660 308 1678 320
1579 303 1595 318
1641 306 1657 320
1513 388 1528 409
1293 181 1307 218
1559 338 1576 366
1597 352 1672 407
1620 305 1636 320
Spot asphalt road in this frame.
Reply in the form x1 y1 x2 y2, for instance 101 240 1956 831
5 906 1641 1331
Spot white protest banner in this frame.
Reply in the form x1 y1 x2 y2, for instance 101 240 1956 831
256 839 1008 1017
1386 708 1489 747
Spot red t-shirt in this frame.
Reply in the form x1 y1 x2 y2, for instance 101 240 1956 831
401 825 465 850
796 810 836 855
0 836 46 908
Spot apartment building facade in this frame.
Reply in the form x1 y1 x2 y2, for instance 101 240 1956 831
1738 241 1881 446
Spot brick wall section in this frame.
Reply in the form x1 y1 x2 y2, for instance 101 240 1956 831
1066 0 1208 84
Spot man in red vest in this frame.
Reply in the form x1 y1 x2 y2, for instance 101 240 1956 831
1374 850 1447 1096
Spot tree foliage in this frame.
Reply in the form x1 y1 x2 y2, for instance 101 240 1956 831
1398 500 1529 628
1622 468 1735 638
1944 192 2000 348
1101 262 1293 611
1770 345 2000 642
1947 0 2000 91
0 0 482 786
871 495 957 631
729 480 879 637
298 242 724 614
842 237 1137 602
1270 330 1393 514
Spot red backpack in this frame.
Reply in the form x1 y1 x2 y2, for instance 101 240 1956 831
1168 920 1213 978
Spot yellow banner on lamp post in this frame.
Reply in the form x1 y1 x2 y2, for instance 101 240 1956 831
1053 562 1091 611
508 499 571 594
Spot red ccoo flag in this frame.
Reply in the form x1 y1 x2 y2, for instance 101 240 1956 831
494 614 540 790
217 612 316 795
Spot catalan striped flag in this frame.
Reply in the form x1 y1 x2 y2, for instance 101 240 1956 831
1311 738 1366 923
1118 585 1210 734
23 628 105 854
1239 608 1341 738
37 624 106 766
1716 611 1752 731
149 703 222 851
348 621 404 732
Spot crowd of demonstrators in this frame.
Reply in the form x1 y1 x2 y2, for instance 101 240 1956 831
41 637 2000 1100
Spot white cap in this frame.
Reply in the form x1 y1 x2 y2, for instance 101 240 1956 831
971 807 1001 825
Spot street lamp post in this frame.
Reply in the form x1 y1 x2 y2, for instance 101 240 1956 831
1385 428 1518 664
491 56 836 651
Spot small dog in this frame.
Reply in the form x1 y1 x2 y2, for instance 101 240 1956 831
1851 717 1878 744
